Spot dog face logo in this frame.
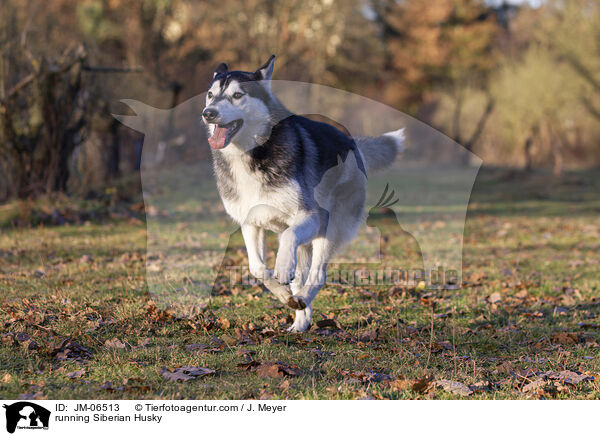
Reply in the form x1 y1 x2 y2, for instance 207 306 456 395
3 402 50 433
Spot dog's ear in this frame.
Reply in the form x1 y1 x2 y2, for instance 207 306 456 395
255 55 275 82
213 62 228 78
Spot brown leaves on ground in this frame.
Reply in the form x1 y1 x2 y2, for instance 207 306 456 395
543 370 594 385
521 370 595 397
358 329 379 343
315 318 338 329
185 343 224 353
238 360 303 378
1 373 12 383
383 375 484 397
256 362 303 378
104 338 127 349
382 375 434 393
52 338 92 361
187 312 231 332
98 378 153 393
550 332 580 345
145 300 177 324
343 370 393 384
6 332 40 351
66 369 85 379
160 366 216 382
18 391 46 400
434 380 473 396
411 375 434 393
488 292 502 304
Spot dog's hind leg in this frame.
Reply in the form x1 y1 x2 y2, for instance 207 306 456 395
291 244 312 294
287 237 333 332
287 244 313 331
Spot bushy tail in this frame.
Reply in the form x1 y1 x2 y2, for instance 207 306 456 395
356 128 405 173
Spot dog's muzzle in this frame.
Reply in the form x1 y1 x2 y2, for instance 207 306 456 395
202 108 218 122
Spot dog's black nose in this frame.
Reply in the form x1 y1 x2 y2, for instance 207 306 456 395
203 108 218 121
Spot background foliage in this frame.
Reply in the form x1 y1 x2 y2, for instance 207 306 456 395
1 0 600 201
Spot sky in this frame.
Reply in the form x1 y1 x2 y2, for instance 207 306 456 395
486 0 544 7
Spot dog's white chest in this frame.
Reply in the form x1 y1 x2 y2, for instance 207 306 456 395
221 157 299 231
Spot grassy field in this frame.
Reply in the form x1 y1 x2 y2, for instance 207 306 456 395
0 167 599 400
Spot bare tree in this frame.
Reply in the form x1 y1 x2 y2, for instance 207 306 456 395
0 41 92 198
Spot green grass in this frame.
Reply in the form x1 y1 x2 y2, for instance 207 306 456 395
0 167 599 399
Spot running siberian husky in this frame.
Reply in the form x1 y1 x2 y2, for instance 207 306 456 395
203 55 405 332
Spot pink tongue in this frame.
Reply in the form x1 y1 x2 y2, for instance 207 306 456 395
208 126 228 149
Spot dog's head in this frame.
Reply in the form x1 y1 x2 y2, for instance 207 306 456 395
203 55 277 151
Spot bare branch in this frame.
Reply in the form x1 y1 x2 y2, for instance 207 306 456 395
0 46 87 106
561 54 600 93
465 97 495 152
582 97 600 121
82 65 143 73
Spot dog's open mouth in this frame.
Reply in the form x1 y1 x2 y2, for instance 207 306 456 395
208 120 243 150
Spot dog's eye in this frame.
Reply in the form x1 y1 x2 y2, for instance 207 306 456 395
207 92 213 99
232 92 244 100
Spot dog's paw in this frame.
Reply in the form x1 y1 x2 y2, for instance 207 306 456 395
274 254 296 285
287 310 312 333
286 323 307 333
287 295 306 310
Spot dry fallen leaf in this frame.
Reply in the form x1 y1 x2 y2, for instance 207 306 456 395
145 300 176 323
488 292 502 304
66 369 85 379
185 343 223 353
237 360 261 371
435 380 473 396
255 362 303 378
105 338 127 349
344 370 393 384
1 373 12 383
469 381 493 393
385 376 412 391
359 329 378 342
522 378 546 393
542 370 593 385
412 375 434 393
551 332 579 345
52 339 92 361
160 366 216 382
219 317 231 329
136 338 151 348
315 319 338 329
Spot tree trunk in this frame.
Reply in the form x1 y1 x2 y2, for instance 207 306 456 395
552 139 563 178
107 118 121 179
461 96 495 166
524 136 534 172
0 44 89 199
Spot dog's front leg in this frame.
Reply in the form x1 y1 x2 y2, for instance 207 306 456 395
241 223 292 304
241 224 269 280
274 212 319 285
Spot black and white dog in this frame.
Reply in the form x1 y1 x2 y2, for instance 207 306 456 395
203 55 404 332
